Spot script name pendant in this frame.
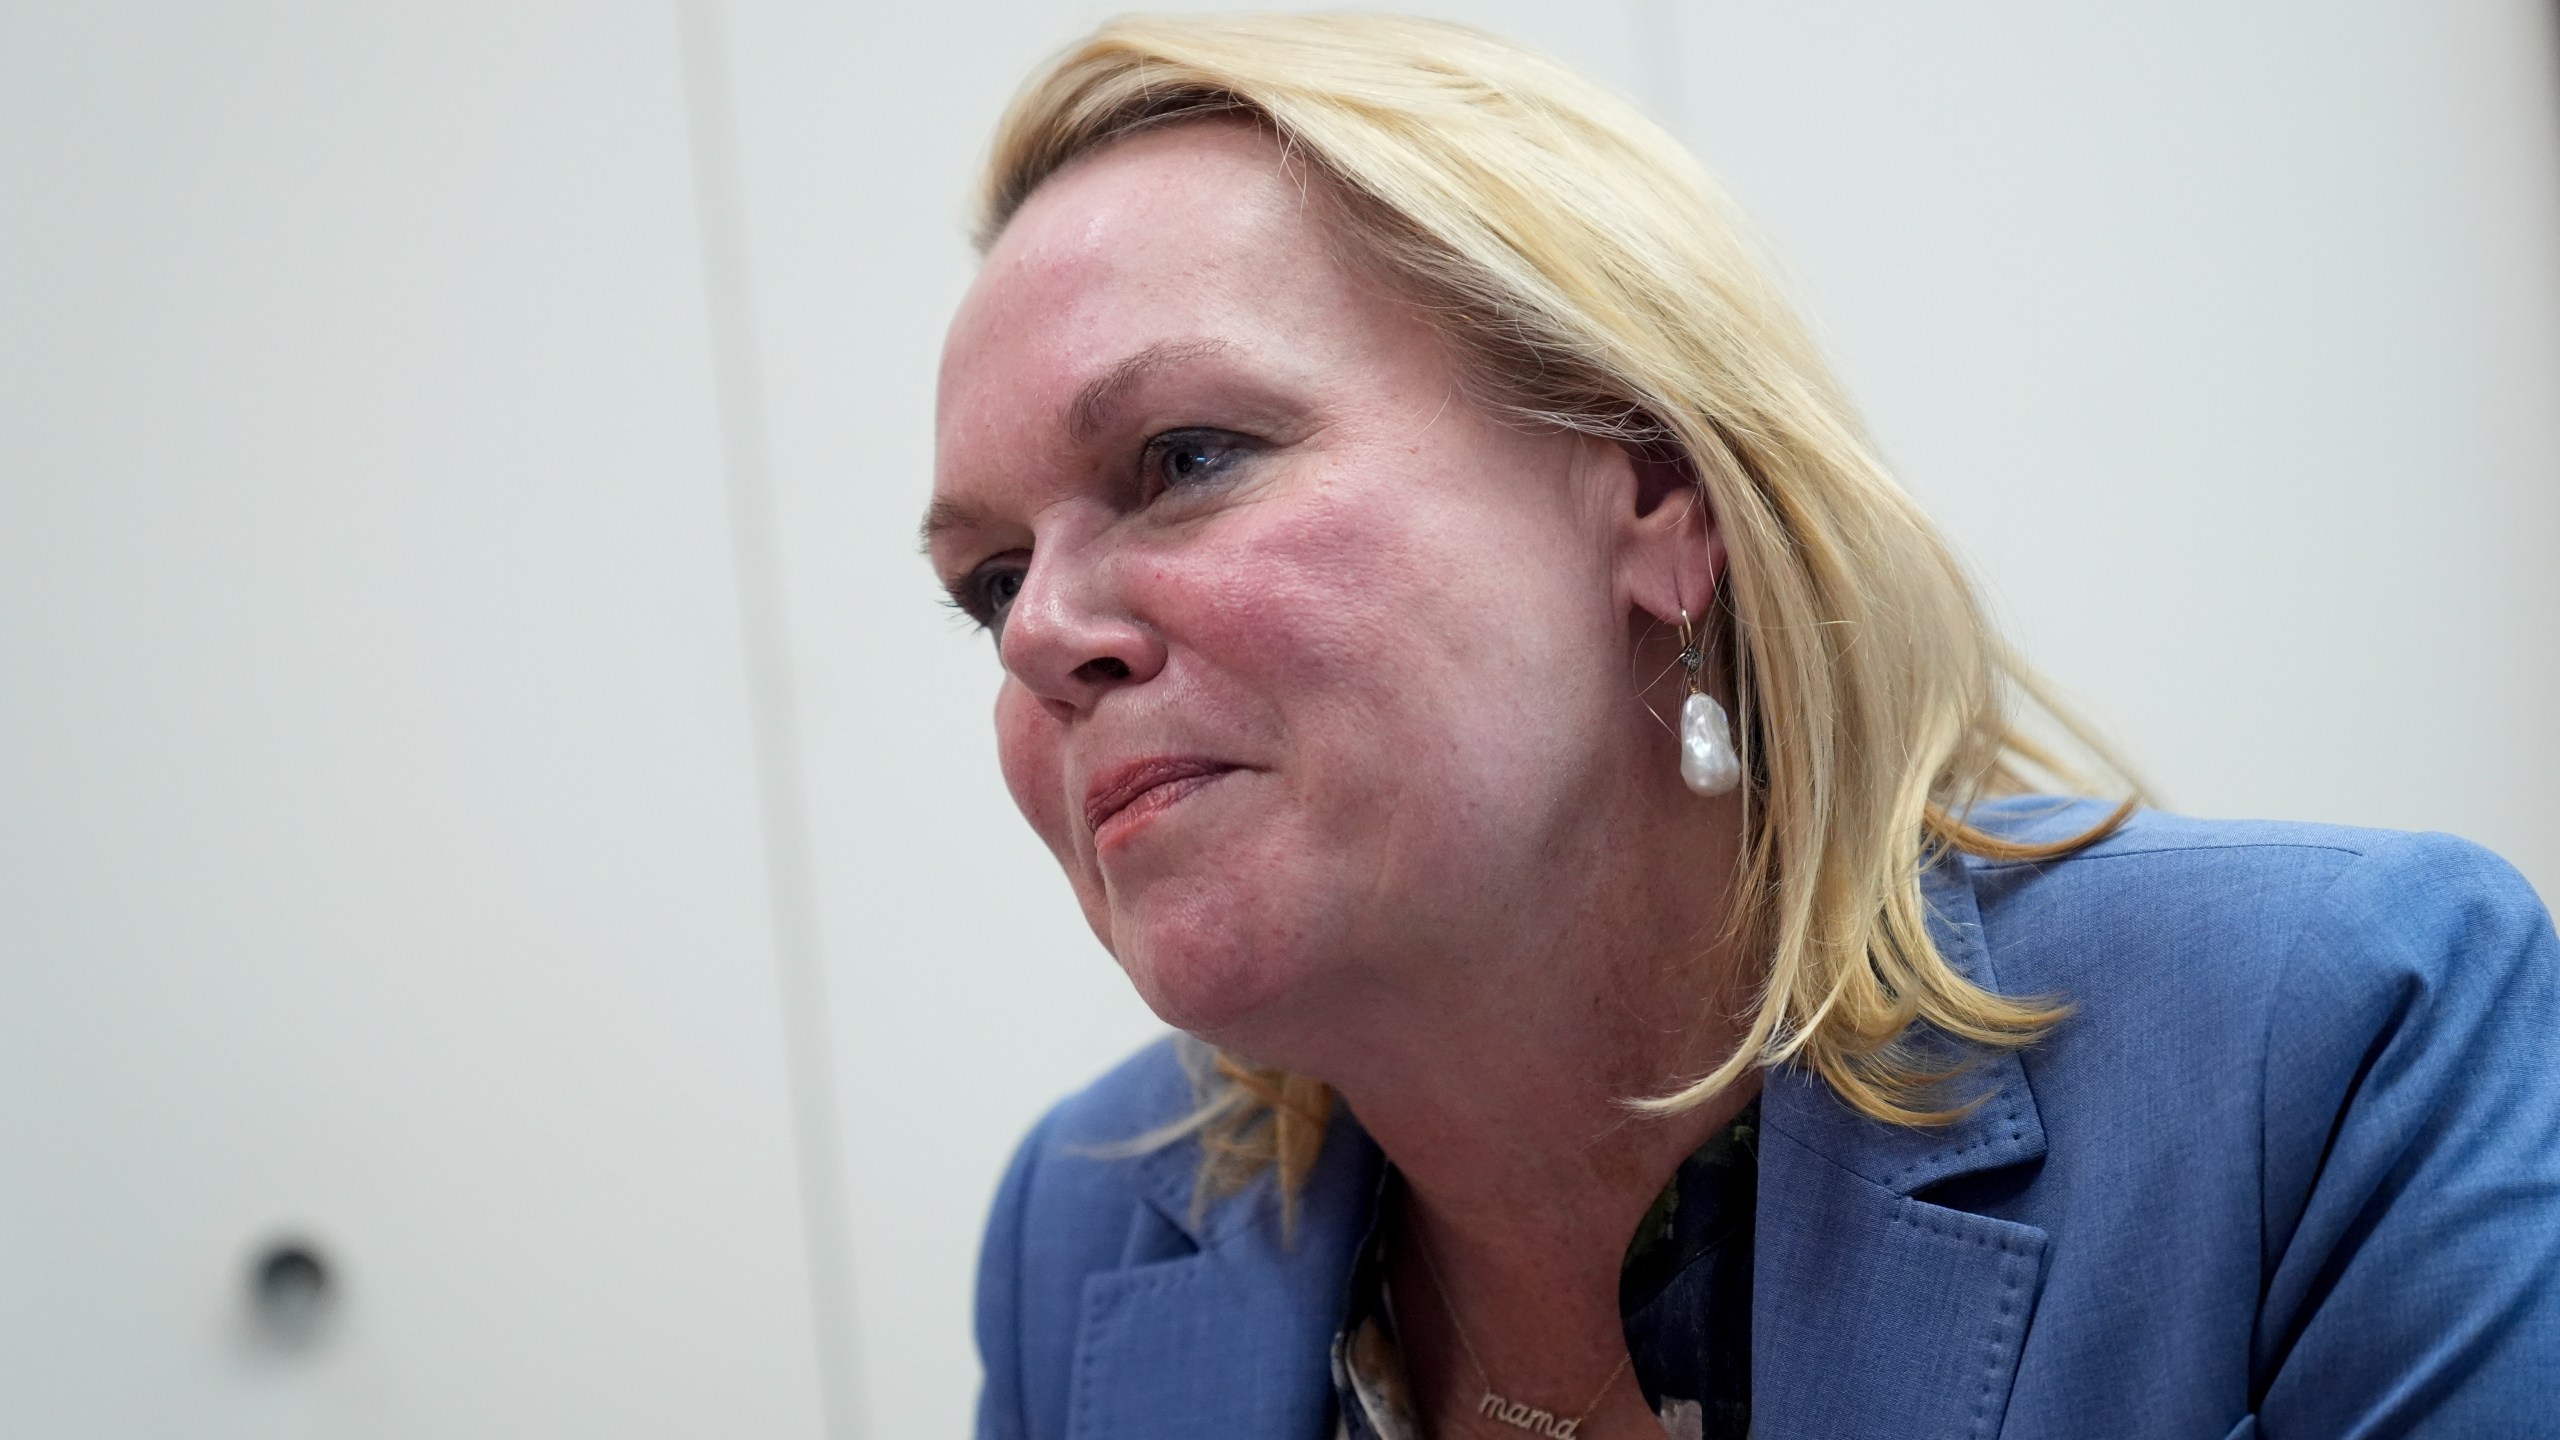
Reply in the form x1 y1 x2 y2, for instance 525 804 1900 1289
1478 1388 1582 1440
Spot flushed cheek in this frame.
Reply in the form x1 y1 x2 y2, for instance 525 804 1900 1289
1140 498 1412 707
1136 474 1593 906
1155 500 1463 789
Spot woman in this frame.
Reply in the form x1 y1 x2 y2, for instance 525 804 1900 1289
925 15 2559 1439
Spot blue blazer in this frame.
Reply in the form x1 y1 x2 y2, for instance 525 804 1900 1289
973 804 2560 1438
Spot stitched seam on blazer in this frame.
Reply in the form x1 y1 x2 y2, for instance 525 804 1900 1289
1881 1102 2030 1191
1877 1201 2041 1437
1973 839 2371 873
2246 831 2425 1403
1973 1245 2030 1440
1069 1262 1206 1439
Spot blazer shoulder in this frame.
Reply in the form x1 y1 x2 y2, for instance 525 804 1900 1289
2255 823 2557 1108
1035 1032 1200 1150
1953 798 2546 981
1947 801 2553 1090
2246 833 2560 1430
1964 796 2410 872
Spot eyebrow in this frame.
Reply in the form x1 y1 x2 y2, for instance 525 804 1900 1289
916 495 989 554
1068 338 1232 443
918 337 1235 553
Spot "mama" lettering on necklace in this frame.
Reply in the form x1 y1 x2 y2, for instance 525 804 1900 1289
1478 1387 1585 1439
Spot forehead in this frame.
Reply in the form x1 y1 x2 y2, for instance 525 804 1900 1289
935 123 1366 450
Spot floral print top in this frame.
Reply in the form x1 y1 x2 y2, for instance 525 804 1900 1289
1330 1101 1759 1440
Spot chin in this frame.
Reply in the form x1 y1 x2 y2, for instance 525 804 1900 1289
1109 891 1323 1042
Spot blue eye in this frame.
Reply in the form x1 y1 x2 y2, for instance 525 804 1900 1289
1144 429 1249 492
952 564 1023 637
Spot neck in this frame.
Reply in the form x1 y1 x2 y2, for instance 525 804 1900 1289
1292 775 1755 1243
1212 780 1758 1433
1346 953 1759 1308
1353 910 1757 1438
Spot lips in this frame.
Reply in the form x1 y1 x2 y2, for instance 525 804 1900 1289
1083 756 1237 844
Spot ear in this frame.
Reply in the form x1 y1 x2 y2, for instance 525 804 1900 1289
1592 437 1724 628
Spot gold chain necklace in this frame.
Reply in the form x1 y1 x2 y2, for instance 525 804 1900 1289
1406 1227 1634 1440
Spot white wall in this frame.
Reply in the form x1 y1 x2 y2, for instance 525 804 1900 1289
0 5 836 1436
3 4 2552 1438
1667 0 2560 886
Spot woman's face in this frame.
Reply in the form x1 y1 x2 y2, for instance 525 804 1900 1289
930 123 1697 1059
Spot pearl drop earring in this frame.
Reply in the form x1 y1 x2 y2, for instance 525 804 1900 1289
1677 607 1741 797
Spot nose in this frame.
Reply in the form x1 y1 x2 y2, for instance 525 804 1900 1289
997 544 1165 714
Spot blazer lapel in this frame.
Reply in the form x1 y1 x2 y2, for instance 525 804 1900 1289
1753 855 2054 1439
1064 1111 1382 1440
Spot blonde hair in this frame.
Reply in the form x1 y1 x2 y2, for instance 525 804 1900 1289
977 12 2137 1203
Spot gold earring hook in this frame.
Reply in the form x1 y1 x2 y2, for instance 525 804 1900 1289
1676 606 1705 695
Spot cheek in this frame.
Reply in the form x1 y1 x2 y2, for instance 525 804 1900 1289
1189 481 1422 675
1131 459 1616 880
994 683 1123 957
992 681 1073 856
1154 472 1590 755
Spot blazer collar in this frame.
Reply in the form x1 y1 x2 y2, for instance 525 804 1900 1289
1760 852 2050 1192
1063 1095 1381 1440
1752 849 2055 1439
